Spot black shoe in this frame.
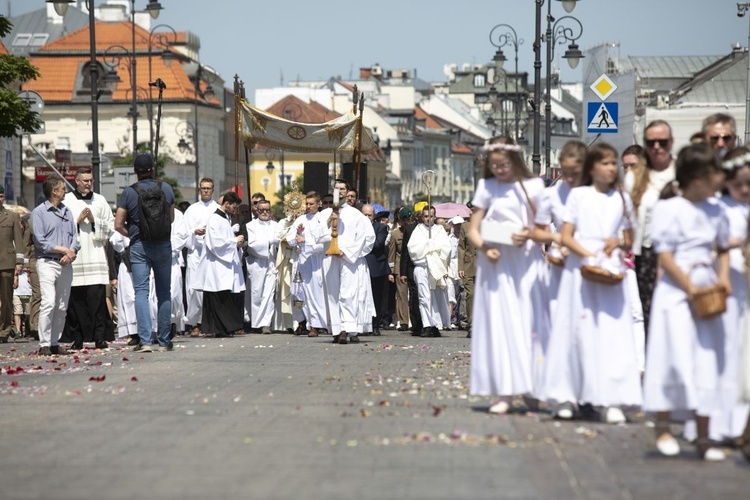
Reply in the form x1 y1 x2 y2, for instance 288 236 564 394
373 328 381 336
38 346 52 355
466 331 471 338
94 341 108 349
127 335 140 346
69 342 84 350
50 345 68 355
349 335 360 343
431 327 442 338
0 335 9 344
420 328 432 338
397 325 409 332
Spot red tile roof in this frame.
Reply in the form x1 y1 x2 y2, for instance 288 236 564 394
415 106 442 129
265 94 341 123
29 21 215 105
0 40 8 56
452 143 474 155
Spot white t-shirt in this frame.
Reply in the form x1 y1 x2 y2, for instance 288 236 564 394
624 161 675 255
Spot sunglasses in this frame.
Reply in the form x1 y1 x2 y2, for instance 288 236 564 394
645 138 670 149
709 134 734 145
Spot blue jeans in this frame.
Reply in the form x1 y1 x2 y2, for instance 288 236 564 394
129 240 172 347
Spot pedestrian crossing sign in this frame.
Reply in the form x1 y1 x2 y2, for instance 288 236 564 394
587 102 618 134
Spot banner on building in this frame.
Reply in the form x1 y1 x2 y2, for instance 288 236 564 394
239 100 377 154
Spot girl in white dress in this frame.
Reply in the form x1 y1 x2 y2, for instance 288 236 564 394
467 136 549 414
541 142 642 424
533 140 586 322
684 147 750 444
643 143 730 462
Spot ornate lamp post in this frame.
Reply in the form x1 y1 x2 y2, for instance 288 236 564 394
489 23 524 141
532 0 583 176
738 3 750 144
147 24 177 155
176 121 198 200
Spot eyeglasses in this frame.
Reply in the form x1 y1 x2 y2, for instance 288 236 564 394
490 162 513 171
252 200 261 205
257 208 271 213
645 138 670 149
709 134 735 145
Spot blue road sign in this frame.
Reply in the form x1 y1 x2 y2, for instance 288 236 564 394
587 102 618 134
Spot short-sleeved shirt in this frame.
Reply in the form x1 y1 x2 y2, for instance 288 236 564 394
117 179 175 243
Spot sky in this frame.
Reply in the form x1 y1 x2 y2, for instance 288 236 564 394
6 0 748 103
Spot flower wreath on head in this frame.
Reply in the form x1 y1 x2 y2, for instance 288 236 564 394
722 152 750 171
481 143 522 153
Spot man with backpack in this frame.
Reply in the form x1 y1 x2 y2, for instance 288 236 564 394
114 153 175 352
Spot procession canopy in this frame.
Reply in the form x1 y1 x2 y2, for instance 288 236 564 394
239 99 378 153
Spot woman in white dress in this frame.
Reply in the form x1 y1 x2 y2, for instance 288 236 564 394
541 142 642 424
467 136 549 414
643 143 730 462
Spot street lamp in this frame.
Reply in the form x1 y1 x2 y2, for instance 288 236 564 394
544 15 583 178
148 23 177 155
264 148 286 197
489 23 524 141
103 45 141 155
175 121 198 200
47 0 103 192
738 3 750 144
532 0 583 176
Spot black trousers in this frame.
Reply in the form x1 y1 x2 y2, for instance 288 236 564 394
634 246 658 339
370 274 388 329
62 284 108 344
406 270 422 334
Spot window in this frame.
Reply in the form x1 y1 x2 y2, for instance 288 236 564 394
473 73 486 88
30 34 49 46
13 34 31 47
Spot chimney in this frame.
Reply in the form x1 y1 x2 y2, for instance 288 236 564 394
360 67 373 79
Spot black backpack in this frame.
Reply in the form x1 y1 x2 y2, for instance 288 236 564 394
132 181 171 242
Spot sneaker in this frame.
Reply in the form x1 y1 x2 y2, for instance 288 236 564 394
132 344 152 353
348 335 360 343
554 402 575 420
488 400 510 415
157 343 173 352
602 407 626 424
655 435 681 457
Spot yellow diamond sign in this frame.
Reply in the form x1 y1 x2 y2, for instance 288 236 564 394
590 74 617 101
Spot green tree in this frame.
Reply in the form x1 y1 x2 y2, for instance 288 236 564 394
0 17 42 137
113 153 183 204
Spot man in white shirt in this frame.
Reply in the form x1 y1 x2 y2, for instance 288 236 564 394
182 178 219 336
312 180 375 344
407 206 451 337
245 199 280 333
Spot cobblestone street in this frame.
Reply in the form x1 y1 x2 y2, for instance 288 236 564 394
1 330 749 500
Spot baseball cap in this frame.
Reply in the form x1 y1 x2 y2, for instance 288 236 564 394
374 210 390 220
134 153 155 172
449 216 465 225
398 207 412 218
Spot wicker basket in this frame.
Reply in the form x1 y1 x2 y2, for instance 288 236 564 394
690 284 727 319
546 254 565 267
580 265 624 285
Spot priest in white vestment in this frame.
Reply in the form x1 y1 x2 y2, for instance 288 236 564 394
170 209 189 335
312 180 375 344
63 168 114 349
196 192 245 337
273 217 295 333
407 206 451 337
245 200 280 333
287 192 327 336
182 179 220 335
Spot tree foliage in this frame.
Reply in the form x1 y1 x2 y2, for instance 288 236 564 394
0 16 42 138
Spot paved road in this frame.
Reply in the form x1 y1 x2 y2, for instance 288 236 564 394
1 330 749 500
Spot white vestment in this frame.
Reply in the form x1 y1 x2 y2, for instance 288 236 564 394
63 191 114 286
312 204 375 336
183 200 219 325
273 218 295 332
287 212 327 329
170 210 189 332
245 219 280 328
198 210 245 293
407 224 451 329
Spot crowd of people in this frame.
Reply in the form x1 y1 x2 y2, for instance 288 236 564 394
2 112 750 463
468 113 750 463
